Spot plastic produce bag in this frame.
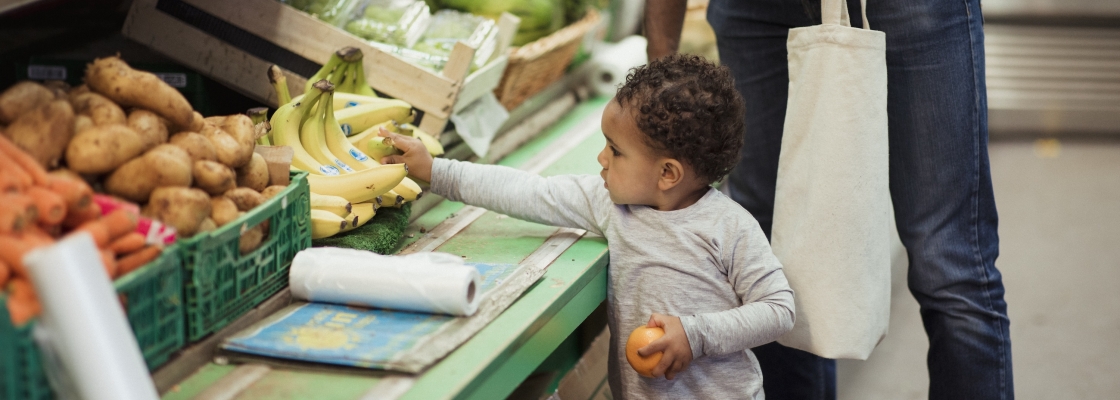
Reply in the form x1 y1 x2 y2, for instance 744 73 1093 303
405 9 499 72
283 0 366 27
343 0 431 48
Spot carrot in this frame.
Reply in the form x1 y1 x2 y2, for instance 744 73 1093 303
0 134 48 185
108 232 145 254
6 295 40 326
1 192 36 234
0 150 32 192
0 259 10 287
72 219 110 248
0 202 29 235
0 232 52 277
62 201 100 229
45 173 93 211
27 186 66 226
7 278 36 300
101 209 138 241
116 245 161 276
100 248 118 279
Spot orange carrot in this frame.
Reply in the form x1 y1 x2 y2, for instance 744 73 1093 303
8 278 36 300
7 295 40 326
0 150 32 192
73 219 110 248
27 186 66 226
0 134 48 185
62 202 100 230
101 209 138 241
116 245 161 276
0 259 10 287
0 232 52 277
45 173 93 212
108 232 145 254
0 202 29 235
100 248 118 279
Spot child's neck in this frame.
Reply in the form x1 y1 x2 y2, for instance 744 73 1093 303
649 184 710 211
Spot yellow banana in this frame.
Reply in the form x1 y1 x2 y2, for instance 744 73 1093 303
268 65 292 105
269 85 339 175
348 120 398 150
339 202 377 233
398 123 445 156
310 192 351 217
306 163 408 203
365 136 400 162
322 89 380 170
300 82 356 173
378 190 406 208
391 177 423 201
310 209 348 239
336 100 414 136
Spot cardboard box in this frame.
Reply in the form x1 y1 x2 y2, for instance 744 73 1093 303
544 327 613 400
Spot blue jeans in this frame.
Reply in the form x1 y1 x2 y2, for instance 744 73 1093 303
707 0 1013 399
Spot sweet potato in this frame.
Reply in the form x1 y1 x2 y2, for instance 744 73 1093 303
169 132 217 163
85 56 195 129
192 160 236 196
143 187 211 237
104 144 193 203
236 152 269 192
66 124 144 174
224 187 265 212
5 100 75 168
0 81 54 125
69 91 126 127
128 109 170 152
210 196 239 227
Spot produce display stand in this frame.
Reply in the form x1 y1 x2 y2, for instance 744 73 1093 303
154 98 612 400
120 0 520 135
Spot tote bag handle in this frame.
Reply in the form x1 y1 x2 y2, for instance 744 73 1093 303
822 0 870 30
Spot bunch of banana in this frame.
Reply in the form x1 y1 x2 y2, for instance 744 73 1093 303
304 47 379 99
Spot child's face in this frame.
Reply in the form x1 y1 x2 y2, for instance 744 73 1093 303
598 99 664 206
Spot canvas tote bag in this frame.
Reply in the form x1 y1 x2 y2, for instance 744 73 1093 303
770 0 891 359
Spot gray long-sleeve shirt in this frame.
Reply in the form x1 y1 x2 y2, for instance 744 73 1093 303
431 158 795 399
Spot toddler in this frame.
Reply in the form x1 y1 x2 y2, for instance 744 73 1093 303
381 54 794 399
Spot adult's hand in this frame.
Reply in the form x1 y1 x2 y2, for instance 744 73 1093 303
644 0 689 61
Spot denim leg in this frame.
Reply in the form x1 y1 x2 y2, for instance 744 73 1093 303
709 1 836 399
866 0 1014 398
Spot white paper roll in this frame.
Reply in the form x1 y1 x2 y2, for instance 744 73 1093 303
289 248 482 317
587 35 649 97
24 233 159 400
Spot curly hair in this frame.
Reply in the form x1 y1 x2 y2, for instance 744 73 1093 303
615 54 745 184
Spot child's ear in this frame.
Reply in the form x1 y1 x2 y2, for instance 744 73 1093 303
657 159 685 191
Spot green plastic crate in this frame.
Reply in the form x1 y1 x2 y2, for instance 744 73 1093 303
181 171 311 341
0 245 185 399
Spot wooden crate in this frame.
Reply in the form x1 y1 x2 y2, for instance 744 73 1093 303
122 0 519 135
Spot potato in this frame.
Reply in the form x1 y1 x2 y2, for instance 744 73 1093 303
85 56 194 129
143 187 211 237
5 100 74 168
66 124 144 174
128 109 170 152
104 144 193 202
42 80 70 99
169 132 217 163
68 84 91 98
73 115 94 134
239 223 265 254
236 152 269 192
224 187 266 212
260 185 286 199
221 114 256 147
198 218 217 234
201 121 249 168
69 92 126 127
193 160 236 195
210 196 240 227
0 81 55 124
188 111 205 133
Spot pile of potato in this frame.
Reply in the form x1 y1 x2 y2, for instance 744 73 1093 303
0 56 285 253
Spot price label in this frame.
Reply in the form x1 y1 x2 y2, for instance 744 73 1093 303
27 65 67 80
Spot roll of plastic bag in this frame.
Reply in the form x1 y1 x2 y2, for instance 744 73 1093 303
587 35 649 97
290 248 482 316
24 232 159 400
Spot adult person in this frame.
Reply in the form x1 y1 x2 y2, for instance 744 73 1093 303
643 0 1014 399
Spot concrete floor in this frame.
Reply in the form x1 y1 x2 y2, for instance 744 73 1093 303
838 138 1120 399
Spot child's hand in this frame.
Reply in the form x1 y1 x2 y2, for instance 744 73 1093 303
638 313 693 380
378 127 433 182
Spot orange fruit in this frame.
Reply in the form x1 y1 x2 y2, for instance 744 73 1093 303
625 326 665 377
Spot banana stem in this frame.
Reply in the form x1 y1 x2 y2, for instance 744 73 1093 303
247 107 269 124
268 65 292 105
